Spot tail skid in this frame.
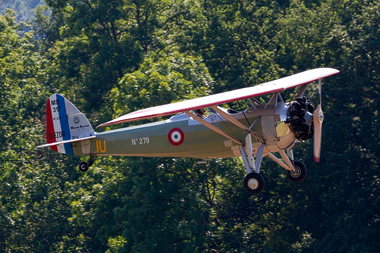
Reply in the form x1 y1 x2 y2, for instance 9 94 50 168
38 94 96 155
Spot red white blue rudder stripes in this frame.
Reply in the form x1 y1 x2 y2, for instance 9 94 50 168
46 94 94 155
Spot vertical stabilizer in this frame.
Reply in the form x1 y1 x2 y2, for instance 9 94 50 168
45 94 95 155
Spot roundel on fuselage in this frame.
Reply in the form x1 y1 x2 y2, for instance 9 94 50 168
168 128 184 146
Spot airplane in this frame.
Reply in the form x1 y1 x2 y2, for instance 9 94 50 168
37 67 339 194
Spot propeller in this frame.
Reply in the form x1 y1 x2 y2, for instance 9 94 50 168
313 79 323 162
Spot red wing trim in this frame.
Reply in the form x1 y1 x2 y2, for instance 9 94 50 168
98 68 339 127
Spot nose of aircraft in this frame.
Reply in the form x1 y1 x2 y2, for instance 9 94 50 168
285 97 315 141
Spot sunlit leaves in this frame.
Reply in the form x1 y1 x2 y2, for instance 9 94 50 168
111 52 213 117
2 0 380 251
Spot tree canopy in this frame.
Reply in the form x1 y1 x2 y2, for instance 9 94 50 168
1 0 380 252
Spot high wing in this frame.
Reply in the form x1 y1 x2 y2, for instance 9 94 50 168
98 68 339 127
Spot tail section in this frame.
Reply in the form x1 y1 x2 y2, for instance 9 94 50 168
43 94 95 154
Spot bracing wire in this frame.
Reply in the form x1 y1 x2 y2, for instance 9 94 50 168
237 100 251 127
214 109 242 142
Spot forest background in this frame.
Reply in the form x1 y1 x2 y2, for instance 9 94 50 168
1 0 379 252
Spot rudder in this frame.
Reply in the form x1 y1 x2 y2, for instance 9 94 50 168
46 94 95 155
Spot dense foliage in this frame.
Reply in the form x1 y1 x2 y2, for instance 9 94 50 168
1 0 379 252
0 0 44 22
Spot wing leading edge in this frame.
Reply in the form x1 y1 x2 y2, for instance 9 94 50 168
98 68 339 127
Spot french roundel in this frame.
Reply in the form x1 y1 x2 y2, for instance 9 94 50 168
168 128 184 146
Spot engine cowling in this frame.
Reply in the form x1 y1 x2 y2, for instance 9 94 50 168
286 97 314 141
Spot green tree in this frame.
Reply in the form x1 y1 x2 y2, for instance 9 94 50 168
2 0 380 251
111 52 213 119
0 10 85 252
178 0 285 93
267 0 380 251
39 0 204 117
0 9 47 175
0 0 44 22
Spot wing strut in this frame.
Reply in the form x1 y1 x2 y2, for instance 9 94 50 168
210 106 248 130
296 84 309 98
184 111 244 145
211 106 265 143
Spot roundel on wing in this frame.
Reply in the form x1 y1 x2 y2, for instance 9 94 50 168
168 128 184 146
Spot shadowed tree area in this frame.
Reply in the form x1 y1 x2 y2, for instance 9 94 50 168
1 0 379 251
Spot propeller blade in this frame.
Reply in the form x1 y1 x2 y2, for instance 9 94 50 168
313 79 323 162
313 104 323 162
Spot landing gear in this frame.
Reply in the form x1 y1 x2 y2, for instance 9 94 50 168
244 172 265 194
79 162 89 172
78 156 97 172
240 134 307 193
286 160 307 182
267 150 307 183
241 142 266 195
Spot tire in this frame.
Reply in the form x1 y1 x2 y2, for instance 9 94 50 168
244 172 265 194
79 162 89 172
286 161 307 183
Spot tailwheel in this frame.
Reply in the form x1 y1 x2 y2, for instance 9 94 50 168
79 162 89 172
286 160 307 183
244 172 265 194
78 156 97 172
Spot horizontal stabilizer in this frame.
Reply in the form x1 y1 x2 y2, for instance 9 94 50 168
37 135 96 149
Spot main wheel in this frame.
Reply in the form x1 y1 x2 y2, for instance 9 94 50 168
244 172 265 194
79 162 89 172
286 161 307 183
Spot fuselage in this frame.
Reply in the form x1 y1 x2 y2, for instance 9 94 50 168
72 102 296 159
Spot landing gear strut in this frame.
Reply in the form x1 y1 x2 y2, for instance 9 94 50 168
241 141 308 194
267 150 308 183
241 140 266 195
78 156 97 172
